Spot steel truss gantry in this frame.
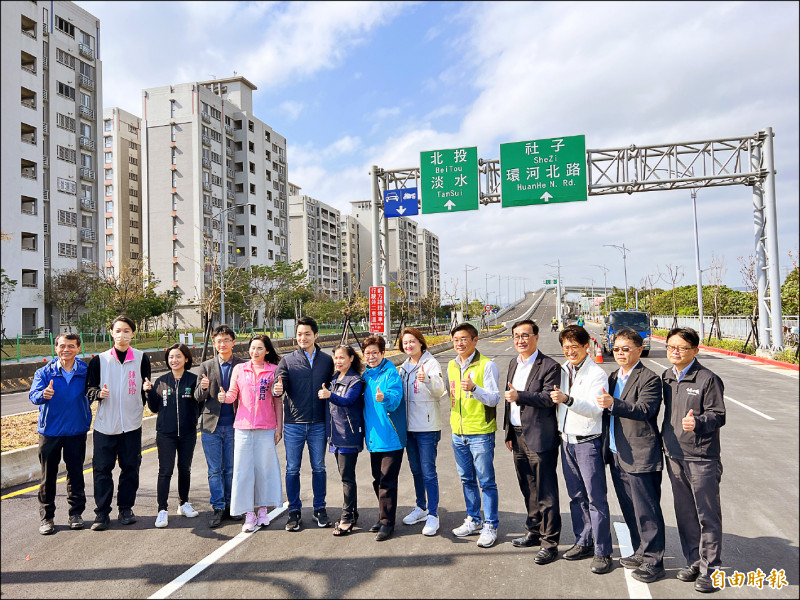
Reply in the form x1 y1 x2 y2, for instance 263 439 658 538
373 128 784 350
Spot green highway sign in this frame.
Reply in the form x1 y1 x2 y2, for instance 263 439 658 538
500 135 587 207
543 279 559 285
420 146 480 214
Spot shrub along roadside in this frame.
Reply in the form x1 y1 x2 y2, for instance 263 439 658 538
653 329 798 365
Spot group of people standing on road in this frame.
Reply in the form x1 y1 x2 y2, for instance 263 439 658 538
29 313 726 592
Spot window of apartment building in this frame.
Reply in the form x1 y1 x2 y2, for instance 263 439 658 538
250 205 256 216
57 210 77 226
249 183 256 195
57 113 76 132
105 250 113 261
130 235 139 245
211 174 221 186
250 225 257 237
211 151 221 164
55 16 75 37
268 249 273 260
130 220 139 229
170 124 177 142
251 247 257 257
129 203 138 213
79 122 91 138
272 143 278 153
78 60 93 78
57 145 76 163
264 131 271 142
171 147 177 165
129 156 138 166
172 171 177 188
106 234 114 244
105 217 113 228
248 120 254 133
57 177 77 195
56 48 76 68
129 188 138 197
130 251 139 260
104 152 112 163
127 124 137 134
104 119 112 131
21 196 37 215
170 100 176 118
128 141 138 150
249 161 256 174
105 168 112 180
21 232 37 252
22 270 38 288
81 153 92 168
129 172 138 182
267 230 273 241
79 92 92 109
266 210 272 220
105 185 112 196
104 136 112 148
58 243 77 257
79 30 92 46
210 106 221 120
265 170 271 181
210 129 222 142
56 81 75 100
105 201 113 212
81 247 93 261
248 141 255 153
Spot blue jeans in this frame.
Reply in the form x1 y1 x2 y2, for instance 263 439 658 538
201 424 234 510
406 430 441 516
284 422 327 512
451 432 498 528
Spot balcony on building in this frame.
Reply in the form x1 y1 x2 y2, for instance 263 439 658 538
81 259 95 272
226 189 235 200
79 136 95 150
21 87 36 110
201 112 211 124
21 14 37 38
226 168 234 178
81 228 96 242
78 74 94 91
202 181 212 191
79 105 95 120
202 157 211 169
202 135 211 146
203 202 212 215
227 211 235 222
80 167 95 181
21 51 36 75
21 123 36 145
225 124 233 136
225 146 233 156
78 43 94 59
80 197 96 211
21 159 37 180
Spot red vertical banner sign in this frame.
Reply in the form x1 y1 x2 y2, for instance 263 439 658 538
369 286 385 334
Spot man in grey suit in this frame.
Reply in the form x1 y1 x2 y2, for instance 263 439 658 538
195 325 245 528
597 328 665 583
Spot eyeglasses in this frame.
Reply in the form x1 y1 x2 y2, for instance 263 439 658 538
214 339 234 345
666 345 695 354
562 345 583 352
612 346 635 353
513 334 533 341
452 337 473 344
363 351 382 357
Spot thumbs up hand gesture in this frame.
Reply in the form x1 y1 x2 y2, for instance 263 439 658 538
200 373 210 390
142 377 152 392
461 372 476 392
505 382 519 403
43 380 55 400
99 384 110 399
273 377 284 396
550 385 568 404
416 364 426 383
218 388 228 404
596 387 613 409
375 385 384 403
682 408 696 432
318 383 331 400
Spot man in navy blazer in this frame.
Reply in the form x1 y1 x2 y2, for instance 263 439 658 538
598 328 665 583
503 319 562 565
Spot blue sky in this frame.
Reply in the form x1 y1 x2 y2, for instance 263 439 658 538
79 1 799 305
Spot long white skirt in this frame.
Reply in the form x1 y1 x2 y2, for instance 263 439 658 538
230 428 283 516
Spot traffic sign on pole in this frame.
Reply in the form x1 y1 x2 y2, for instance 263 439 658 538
383 187 419 218
369 286 385 334
500 135 587 207
544 279 559 285
484 304 492 312
420 146 479 214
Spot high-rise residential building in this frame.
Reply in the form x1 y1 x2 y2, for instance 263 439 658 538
1 1 103 335
418 228 440 299
141 76 288 328
289 192 342 298
340 215 370 297
101 107 142 277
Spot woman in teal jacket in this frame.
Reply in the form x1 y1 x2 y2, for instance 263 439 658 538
361 336 405 541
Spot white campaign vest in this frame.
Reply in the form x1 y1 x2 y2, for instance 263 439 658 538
94 347 144 435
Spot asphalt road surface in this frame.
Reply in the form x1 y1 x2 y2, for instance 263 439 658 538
1 289 797 599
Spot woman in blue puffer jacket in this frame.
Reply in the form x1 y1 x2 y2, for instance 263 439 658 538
361 335 405 542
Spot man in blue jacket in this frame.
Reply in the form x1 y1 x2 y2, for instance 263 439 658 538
28 333 92 535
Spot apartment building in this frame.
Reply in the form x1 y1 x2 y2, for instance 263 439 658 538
1 1 102 335
288 192 342 298
101 107 142 276
141 76 288 328
340 215 370 297
418 228 441 299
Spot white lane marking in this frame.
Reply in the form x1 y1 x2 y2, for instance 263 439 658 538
506 346 513 351
724 395 775 421
148 502 288 599
613 522 652 600
647 359 668 371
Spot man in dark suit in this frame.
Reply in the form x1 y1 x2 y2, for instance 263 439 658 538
195 325 245 528
503 319 562 565
597 328 665 583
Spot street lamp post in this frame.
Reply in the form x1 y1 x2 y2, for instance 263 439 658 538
604 244 630 308
592 264 609 314
213 203 252 325
485 273 495 307
690 188 706 340
464 264 478 317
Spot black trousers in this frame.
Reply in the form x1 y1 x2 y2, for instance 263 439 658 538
92 428 142 518
609 452 665 566
510 426 561 548
38 433 87 520
156 432 197 511
666 456 723 576
335 451 359 524
370 449 404 527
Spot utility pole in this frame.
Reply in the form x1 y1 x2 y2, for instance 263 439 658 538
545 260 563 329
464 264 478 317
592 264 609 315
604 244 630 308
485 273 495 306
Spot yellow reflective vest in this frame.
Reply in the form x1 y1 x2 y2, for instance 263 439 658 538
448 351 497 435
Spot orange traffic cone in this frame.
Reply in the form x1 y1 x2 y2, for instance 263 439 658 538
595 341 603 364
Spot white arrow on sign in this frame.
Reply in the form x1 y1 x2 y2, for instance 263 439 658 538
445 200 456 210
540 192 553 202
397 206 406 215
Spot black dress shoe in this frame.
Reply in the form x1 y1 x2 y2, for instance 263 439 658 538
631 562 665 584
369 522 382 533
375 524 393 541
620 554 644 569
91 514 110 531
512 531 540 548
118 509 137 525
208 508 224 529
591 555 613 574
534 547 559 565
563 543 595 561
694 575 717 593
226 506 243 521
677 565 700 582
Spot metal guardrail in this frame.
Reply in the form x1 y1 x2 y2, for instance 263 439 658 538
652 314 799 342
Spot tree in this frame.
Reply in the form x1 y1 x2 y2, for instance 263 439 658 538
781 249 799 315
660 264 685 328
44 268 100 331
705 253 726 340
251 261 310 335
0 268 18 337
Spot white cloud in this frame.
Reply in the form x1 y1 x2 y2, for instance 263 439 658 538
277 100 305 121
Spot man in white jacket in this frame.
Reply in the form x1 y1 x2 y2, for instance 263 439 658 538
550 325 613 574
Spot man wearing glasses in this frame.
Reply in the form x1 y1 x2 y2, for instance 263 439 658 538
196 325 245 528
661 328 725 594
597 328 665 583
503 319 562 564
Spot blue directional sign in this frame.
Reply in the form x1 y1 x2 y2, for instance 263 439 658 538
383 187 419 218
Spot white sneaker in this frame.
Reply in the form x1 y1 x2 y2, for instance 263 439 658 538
177 502 199 518
402 506 429 525
155 510 168 528
476 523 497 548
452 516 480 537
422 515 440 536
